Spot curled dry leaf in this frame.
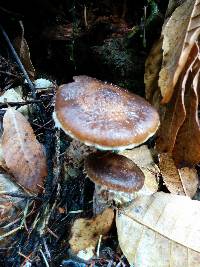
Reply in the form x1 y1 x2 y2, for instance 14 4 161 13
2 108 47 194
119 145 159 195
144 38 163 102
159 153 198 197
0 172 27 224
159 0 200 103
144 39 166 121
13 22 35 79
69 208 114 255
14 36 35 79
156 43 198 153
173 64 200 165
116 192 200 267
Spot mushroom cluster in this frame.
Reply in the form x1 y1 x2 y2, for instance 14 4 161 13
53 76 160 211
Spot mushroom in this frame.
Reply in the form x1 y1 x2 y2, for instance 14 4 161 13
53 76 160 212
84 152 145 213
53 75 160 151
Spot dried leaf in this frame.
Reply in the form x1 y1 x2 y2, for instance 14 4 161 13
159 153 198 197
159 0 200 103
144 39 163 102
119 145 159 195
165 0 187 18
173 64 200 165
116 192 200 267
13 23 35 79
0 87 28 115
69 208 114 253
0 143 7 171
156 43 199 153
2 108 47 194
144 39 166 121
178 167 199 196
0 172 26 214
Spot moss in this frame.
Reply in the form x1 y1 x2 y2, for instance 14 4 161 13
92 37 145 94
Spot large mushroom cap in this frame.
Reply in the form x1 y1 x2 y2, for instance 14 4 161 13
54 76 160 150
84 152 145 193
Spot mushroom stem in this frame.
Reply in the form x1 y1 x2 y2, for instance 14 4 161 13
93 184 137 214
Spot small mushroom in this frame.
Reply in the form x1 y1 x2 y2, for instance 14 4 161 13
84 152 145 213
53 76 160 150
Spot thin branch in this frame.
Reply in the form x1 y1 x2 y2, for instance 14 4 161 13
0 24 36 98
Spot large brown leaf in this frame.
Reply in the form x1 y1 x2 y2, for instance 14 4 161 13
156 43 198 153
159 0 200 103
2 108 47 194
173 61 200 165
159 153 198 197
116 192 200 267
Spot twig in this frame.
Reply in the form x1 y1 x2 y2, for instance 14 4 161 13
47 227 59 239
96 235 102 257
39 249 50 267
43 238 51 259
20 200 30 230
0 24 36 98
54 129 61 183
84 5 88 28
18 251 32 262
0 225 23 240
0 100 42 109
0 191 41 200
0 70 20 78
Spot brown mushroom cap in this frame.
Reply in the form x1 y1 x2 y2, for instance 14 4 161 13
54 76 160 150
84 152 145 193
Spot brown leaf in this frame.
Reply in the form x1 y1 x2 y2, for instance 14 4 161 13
159 153 198 197
69 208 114 253
119 145 159 195
172 62 200 165
165 0 187 18
0 172 27 223
144 39 166 122
116 192 200 267
144 38 163 102
156 43 199 153
0 172 28 248
159 0 200 103
178 167 199 196
2 108 47 194
13 23 35 79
